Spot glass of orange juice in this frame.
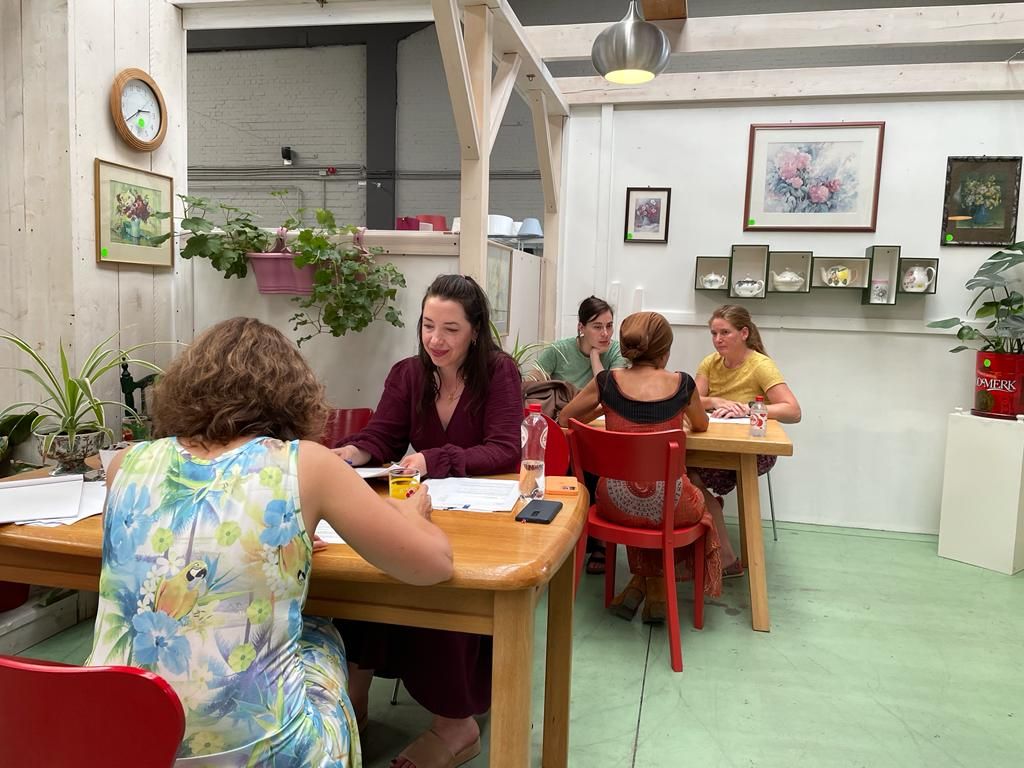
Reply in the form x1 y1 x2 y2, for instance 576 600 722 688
389 466 421 499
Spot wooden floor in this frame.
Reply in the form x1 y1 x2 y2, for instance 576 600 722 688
24 519 1024 767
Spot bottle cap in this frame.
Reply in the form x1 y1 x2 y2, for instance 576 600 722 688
755 395 764 402
527 403 543 414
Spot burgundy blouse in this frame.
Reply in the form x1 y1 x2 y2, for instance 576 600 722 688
345 354 523 478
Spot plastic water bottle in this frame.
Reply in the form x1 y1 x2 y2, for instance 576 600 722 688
519 403 547 500
749 395 767 437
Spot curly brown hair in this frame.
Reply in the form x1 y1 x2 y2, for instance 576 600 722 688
151 317 327 444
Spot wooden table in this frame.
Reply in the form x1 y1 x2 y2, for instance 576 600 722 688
574 418 793 632
0 468 588 768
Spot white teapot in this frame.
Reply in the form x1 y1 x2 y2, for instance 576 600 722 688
902 265 936 292
820 264 858 287
770 268 805 292
700 271 727 290
733 274 765 297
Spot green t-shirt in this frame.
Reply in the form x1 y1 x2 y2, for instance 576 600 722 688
530 336 629 390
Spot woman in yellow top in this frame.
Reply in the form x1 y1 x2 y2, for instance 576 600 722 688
692 305 801 575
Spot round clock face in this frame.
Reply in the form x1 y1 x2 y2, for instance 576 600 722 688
120 79 162 143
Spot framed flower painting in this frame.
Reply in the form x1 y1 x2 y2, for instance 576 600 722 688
743 122 885 232
95 159 174 266
624 187 671 243
940 156 1022 247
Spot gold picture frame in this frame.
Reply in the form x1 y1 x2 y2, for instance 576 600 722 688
95 159 174 267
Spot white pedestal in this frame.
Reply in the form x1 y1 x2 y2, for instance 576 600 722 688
938 411 1024 575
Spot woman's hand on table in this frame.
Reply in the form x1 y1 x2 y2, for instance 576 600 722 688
312 534 330 553
398 452 428 477
394 483 433 522
332 445 371 466
710 400 750 419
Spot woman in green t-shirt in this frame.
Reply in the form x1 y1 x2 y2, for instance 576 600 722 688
526 296 629 390
691 305 801 576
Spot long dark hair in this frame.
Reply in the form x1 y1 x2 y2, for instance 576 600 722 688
417 274 510 414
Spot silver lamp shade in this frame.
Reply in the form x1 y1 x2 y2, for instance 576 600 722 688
591 1 670 85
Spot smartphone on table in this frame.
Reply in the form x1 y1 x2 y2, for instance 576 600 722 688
515 499 563 524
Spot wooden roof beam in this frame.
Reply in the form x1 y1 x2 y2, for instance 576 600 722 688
641 0 687 22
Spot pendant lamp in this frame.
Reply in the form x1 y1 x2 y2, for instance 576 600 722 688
591 1 670 85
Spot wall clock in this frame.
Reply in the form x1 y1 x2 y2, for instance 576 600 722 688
109 68 167 152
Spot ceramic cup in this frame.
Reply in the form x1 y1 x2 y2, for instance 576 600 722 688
870 279 889 304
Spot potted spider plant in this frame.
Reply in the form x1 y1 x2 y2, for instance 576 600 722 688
928 242 1024 418
0 331 163 474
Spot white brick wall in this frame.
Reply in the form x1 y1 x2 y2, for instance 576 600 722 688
187 46 367 226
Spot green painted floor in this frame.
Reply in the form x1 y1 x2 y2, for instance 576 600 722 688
22 521 1024 767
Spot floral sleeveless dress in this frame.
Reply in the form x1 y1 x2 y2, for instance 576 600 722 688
86 437 361 767
595 371 722 597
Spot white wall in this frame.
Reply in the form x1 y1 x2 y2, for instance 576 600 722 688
187 46 366 225
561 98 1024 534
1 0 187 413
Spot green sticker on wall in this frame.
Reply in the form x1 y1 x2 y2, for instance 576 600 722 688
748 218 756 226
945 233 954 242
626 232 633 240
100 247 108 258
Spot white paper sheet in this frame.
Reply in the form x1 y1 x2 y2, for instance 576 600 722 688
0 474 83 524
314 519 346 544
355 466 391 479
15 480 108 526
709 416 750 424
423 478 521 513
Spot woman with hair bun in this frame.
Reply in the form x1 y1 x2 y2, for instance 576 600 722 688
559 312 723 623
693 304 801 577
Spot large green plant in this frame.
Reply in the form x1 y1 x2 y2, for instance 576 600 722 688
0 331 163 454
289 208 405 345
928 242 1024 353
176 194 272 278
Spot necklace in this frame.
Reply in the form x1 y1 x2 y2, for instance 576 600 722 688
438 374 464 403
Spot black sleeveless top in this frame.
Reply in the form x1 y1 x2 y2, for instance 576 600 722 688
596 370 696 425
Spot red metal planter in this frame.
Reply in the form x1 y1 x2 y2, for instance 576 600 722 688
972 351 1024 419
247 252 315 295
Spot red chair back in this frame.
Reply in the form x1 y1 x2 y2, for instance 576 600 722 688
567 419 702 672
0 655 185 767
321 407 374 449
542 414 570 475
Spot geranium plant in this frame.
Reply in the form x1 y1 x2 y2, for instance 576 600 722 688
928 242 1024 353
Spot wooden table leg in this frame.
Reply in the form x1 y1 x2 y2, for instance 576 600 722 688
737 454 770 632
542 550 574 768
491 588 535 767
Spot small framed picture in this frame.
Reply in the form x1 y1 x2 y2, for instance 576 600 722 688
95 158 174 266
624 187 671 243
743 122 885 232
940 156 1022 247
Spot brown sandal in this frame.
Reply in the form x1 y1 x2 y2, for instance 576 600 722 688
609 575 645 621
642 577 666 625
391 730 481 768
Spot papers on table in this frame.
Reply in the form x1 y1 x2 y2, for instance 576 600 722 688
423 478 521 513
709 416 750 424
314 519 346 544
0 474 108 526
354 466 391 479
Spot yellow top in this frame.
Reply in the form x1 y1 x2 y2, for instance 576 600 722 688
696 350 785 405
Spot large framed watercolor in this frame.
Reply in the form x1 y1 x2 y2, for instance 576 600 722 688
743 122 885 232
95 159 174 266
940 156 1022 247
624 187 671 243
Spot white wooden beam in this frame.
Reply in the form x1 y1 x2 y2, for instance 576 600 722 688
488 52 521 154
527 3 1024 61
458 3 492 282
527 92 560 215
557 61 1024 106
539 112 565 342
432 0 480 159
486 0 569 117
180 0 433 30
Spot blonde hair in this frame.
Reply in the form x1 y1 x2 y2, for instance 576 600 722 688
709 305 766 355
152 317 328 445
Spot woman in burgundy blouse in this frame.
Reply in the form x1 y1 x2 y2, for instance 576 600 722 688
334 274 522 768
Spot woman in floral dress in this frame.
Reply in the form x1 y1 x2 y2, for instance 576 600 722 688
87 318 453 767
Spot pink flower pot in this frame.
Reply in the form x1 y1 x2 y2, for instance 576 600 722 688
247 252 315 295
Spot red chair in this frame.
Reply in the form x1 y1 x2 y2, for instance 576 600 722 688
0 655 185 767
542 414 570 475
321 407 373 448
567 419 705 673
